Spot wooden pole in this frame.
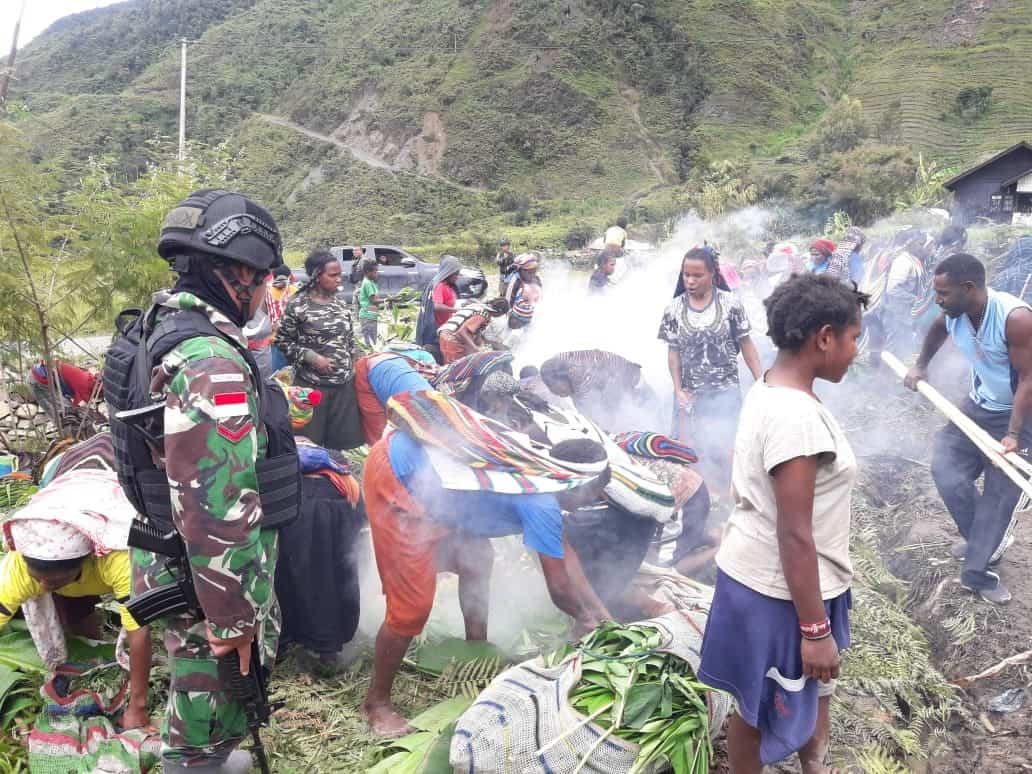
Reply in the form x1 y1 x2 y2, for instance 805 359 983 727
881 352 1032 499
882 351 1032 477
177 38 187 162
951 648 1032 687
0 0 27 107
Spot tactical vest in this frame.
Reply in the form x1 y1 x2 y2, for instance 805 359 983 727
103 304 301 531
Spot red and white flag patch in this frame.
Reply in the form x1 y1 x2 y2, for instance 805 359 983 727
212 391 250 419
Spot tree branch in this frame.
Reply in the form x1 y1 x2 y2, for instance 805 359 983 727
1 194 63 426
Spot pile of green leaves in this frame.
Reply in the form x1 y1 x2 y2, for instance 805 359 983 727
0 479 36 512
388 287 423 308
0 665 35 735
367 696 471 774
547 621 712 774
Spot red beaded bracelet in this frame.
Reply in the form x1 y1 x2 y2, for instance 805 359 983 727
799 618 832 640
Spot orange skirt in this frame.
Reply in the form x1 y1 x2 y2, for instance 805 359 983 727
362 439 452 637
354 354 391 446
439 332 474 364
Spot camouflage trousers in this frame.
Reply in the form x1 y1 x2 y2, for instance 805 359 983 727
131 530 280 767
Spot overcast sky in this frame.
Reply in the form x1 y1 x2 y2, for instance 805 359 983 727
1 0 125 50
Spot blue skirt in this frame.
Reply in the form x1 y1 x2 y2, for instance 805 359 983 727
698 570 851 765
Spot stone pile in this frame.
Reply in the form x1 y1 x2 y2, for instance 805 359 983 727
0 392 60 451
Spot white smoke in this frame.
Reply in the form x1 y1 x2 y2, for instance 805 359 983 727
512 207 778 432
348 205 998 654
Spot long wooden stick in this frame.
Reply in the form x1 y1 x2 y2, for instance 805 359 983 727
951 648 1032 687
881 352 1032 500
883 354 1032 477
881 351 1032 475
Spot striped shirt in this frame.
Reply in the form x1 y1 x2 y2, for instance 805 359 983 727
439 306 490 337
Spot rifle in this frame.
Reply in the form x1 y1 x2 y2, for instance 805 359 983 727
124 520 201 625
219 641 274 774
125 520 276 774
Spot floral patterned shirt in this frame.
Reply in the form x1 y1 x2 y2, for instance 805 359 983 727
657 290 750 393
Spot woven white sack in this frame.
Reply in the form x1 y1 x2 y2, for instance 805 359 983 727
450 607 731 773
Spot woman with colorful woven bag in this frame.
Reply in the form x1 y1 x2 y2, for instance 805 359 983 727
360 393 613 737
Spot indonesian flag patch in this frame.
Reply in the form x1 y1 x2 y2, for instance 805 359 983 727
213 391 250 418
212 391 254 443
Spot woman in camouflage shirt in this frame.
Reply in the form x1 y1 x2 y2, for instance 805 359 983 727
277 250 364 449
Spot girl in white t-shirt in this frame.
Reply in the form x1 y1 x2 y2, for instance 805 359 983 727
697 274 870 774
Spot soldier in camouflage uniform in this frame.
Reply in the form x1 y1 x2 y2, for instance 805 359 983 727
128 191 289 773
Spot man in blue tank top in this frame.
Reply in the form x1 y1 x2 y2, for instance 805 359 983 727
906 253 1032 604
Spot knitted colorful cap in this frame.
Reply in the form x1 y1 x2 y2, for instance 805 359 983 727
288 386 323 430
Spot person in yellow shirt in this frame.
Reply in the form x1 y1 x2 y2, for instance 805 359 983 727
0 523 153 730
604 216 628 252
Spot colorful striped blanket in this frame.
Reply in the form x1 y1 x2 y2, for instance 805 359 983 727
432 351 514 399
613 431 698 466
40 432 116 487
386 390 605 494
525 403 677 522
29 662 159 774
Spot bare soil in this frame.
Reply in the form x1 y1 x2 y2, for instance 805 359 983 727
838 358 1032 772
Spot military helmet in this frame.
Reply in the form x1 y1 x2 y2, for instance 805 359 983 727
158 189 283 270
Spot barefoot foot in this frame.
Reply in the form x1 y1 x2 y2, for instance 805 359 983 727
362 701 414 737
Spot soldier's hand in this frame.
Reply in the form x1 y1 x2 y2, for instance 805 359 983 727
206 626 253 676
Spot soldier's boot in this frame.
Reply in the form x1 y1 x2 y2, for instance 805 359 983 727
161 750 253 773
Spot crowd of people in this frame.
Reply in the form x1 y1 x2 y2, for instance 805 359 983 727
2 188 1030 774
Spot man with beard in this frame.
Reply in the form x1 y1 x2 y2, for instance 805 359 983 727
906 253 1032 605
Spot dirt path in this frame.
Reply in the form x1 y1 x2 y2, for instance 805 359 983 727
832 365 1032 773
617 84 671 184
256 113 482 194
257 113 397 170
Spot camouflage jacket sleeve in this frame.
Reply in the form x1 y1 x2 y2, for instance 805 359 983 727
274 296 313 369
155 336 268 640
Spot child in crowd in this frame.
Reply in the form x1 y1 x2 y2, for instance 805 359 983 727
358 260 383 346
698 273 868 773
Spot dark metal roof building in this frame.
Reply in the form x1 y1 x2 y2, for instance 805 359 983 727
944 142 1032 224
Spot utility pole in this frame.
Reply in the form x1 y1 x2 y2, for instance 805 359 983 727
0 0 27 109
177 38 187 161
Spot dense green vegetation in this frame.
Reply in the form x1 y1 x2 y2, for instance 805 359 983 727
8 0 1032 252
0 123 224 396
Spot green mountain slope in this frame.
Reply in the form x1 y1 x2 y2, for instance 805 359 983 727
846 0 1032 165
9 0 1032 249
